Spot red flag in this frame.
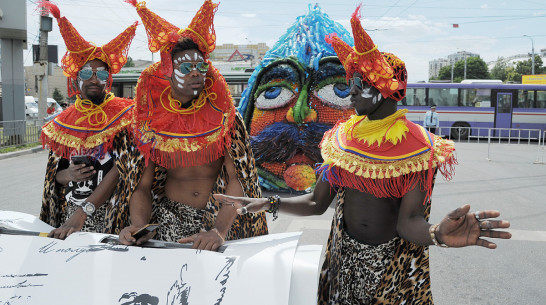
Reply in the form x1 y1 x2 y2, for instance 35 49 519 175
453 24 459 28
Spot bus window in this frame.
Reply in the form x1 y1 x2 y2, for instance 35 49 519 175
461 88 491 107
536 91 546 109
428 88 457 106
517 90 533 108
399 88 425 106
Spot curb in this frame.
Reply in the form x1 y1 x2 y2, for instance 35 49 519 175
0 146 45 161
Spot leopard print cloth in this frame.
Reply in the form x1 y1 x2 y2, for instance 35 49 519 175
154 197 207 242
338 231 398 304
62 201 108 233
40 129 134 234
318 188 434 305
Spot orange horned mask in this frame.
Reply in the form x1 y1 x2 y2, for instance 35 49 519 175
38 1 137 97
326 5 407 101
125 0 218 77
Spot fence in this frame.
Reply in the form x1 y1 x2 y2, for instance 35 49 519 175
0 119 43 149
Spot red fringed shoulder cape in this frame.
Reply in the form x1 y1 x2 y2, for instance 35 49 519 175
317 112 457 202
134 61 236 168
40 95 134 159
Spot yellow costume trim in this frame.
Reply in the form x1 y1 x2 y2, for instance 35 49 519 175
178 27 209 51
353 44 377 56
159 78 217 115
74 93 116 126
344 109 409 146
321 132 454 179
42 117 132 149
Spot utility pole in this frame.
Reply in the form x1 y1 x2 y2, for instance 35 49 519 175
523 35 535 75
463 51 467 80
450 61 454 82
36 1 52 122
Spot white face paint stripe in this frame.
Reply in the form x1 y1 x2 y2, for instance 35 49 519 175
174 72 186 85
184 54 191 61
174 57 183 65
194 90 198 96
177 84 184 89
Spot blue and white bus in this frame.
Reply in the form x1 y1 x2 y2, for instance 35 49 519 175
400 82 546 139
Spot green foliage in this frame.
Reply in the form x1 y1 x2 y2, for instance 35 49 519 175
437 56 489 82
52 88 64 103
490 57 508 81
123 56 135 68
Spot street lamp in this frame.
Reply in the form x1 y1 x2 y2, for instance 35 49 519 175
523 35 535 75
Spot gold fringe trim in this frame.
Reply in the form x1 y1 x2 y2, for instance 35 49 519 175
344 109 409 146
42 117 132 149
321 133 455 180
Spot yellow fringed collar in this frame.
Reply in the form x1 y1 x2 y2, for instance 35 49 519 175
343 109 409 147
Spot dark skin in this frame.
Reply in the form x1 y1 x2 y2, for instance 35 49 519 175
119 49 241 251
215 72 512 249
50 59 120 239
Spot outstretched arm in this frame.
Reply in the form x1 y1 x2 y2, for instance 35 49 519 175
119 162 156 245
397 178 511 249
214 173 336 217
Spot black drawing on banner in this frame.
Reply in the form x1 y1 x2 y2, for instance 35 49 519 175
0 218 23 225
214 256 237 305
1 295 32 305
0 280 43 289
118 292 159 305
166 264 190 305
38 241 128 262
140 256 146 261
0 273 47 278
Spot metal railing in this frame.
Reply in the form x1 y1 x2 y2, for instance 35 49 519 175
0 119 43 149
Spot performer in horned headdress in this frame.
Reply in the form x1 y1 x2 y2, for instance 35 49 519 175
39 1 137 238
118 0 267 250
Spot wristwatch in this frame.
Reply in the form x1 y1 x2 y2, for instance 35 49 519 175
81 201 96 217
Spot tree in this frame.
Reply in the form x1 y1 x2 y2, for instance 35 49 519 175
437 56 489 82
52 88 64 103
123 56 135 68
490 57 508 81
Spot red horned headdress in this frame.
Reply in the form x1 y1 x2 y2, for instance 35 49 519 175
38 1 138 97
125 0 218 77
326 5 407 101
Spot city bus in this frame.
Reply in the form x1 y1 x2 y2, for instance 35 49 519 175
401 82 546 139
113 70 546 140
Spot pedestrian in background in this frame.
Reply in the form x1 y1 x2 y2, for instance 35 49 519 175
424 105 439 134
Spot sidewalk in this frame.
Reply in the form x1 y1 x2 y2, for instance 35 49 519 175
0 145 44 161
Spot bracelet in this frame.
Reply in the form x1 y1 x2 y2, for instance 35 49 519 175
429 224 449 248
266 195 281 221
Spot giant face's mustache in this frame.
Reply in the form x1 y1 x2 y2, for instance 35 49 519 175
251 122 332 164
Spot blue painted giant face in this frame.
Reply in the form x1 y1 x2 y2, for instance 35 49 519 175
238 5 355 192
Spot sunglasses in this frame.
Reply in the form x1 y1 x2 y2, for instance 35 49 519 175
178 62 209 74
79 69 110 81
348 77 363 90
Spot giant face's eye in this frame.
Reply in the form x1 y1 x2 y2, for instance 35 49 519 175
254 81 296 110
315 77 352 109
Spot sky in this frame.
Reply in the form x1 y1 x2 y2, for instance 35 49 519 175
23 0 546 82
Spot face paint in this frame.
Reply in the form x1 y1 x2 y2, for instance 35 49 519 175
193 90 198 96
184 54 191 61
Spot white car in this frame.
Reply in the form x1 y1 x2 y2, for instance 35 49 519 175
25 96 39 120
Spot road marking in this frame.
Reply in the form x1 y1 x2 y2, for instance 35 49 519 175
506 229 546 242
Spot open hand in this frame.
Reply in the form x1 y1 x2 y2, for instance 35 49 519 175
178 228 224 251
436 204 511 249
213 194 268 215
48 209 86 239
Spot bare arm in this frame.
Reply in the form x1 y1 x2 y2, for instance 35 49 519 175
49 165 119 239
119 162 156 245
397 175 511 249
214 172 336 217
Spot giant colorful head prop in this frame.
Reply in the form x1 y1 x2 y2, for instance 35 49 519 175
125 0 217 77
38 1 137 97
238 4 355 192
326 5 407 102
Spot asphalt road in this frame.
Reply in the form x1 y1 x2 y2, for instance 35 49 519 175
1 142 545 305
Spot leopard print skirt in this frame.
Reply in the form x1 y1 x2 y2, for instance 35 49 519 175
338 231 399 305
153 197 211 242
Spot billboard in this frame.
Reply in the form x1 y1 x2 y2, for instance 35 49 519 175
522 74 546 85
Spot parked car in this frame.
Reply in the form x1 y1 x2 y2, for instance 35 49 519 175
25 96 38 119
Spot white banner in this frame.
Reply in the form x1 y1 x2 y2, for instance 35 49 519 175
0 211 322 305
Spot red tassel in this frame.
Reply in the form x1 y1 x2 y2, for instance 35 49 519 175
124 0 138 8
38 1 60 19
351 4 362 21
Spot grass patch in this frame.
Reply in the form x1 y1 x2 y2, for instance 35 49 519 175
0 142 41 154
